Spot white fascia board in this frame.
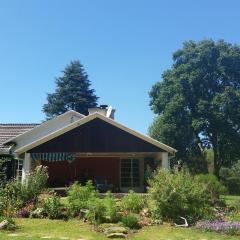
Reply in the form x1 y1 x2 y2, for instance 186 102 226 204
3 110 85 145
15 113 177 155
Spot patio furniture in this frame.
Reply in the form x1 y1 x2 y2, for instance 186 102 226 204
95 176 113 192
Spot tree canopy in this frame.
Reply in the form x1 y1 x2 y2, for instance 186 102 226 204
149 39 240 176
43 60 98 118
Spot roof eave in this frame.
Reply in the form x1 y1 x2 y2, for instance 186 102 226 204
14 113 177 155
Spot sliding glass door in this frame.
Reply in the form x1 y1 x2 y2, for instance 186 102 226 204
121 158 140 190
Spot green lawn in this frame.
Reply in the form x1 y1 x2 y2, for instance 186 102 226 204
221 195 240 205
0 218 239 240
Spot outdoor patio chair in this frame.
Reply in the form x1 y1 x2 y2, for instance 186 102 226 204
95 176 113 192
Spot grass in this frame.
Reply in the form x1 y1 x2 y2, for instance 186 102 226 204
221 195 240 205
0 219 240 240
0 195 239 239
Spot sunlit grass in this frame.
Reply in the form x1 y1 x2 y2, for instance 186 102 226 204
0 218 240 240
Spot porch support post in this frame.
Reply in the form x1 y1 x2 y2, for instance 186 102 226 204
162 152 170 170
22 153 31 183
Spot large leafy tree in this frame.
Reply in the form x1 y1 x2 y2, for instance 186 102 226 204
43 60 98 118
150 40 240 176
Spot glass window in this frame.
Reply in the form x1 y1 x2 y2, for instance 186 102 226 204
121 158 140 187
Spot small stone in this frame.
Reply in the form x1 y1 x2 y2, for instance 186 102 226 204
107 233 127 238
104 226 128 235
0 220 9 229
7 233 19 237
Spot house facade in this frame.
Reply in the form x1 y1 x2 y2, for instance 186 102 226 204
3 106 176 192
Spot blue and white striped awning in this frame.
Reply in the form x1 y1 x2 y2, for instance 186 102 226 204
30 152 76 163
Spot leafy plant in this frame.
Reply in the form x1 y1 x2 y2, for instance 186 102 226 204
86 198 106 225
103 191 119 222
43 194 62 219
121 214 140 229
148 169 214 222
0 155 13 187
196 174 227 198
67 181 99 217
220 160 240 195
120 190 144 214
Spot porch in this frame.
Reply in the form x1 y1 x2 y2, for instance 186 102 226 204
22 152 169 193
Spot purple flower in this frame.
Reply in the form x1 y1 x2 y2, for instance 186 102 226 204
197 220 240 235
18 208 30 218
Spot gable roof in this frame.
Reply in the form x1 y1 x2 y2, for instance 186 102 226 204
10 112 177 155
0 123 39 154
3 110 85 152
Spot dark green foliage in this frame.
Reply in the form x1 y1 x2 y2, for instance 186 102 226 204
220 160 240 194
0 155 14 187
196 174 227 198
67 181 99 217
149 39 240 176
121 214 140 229
148 169 214 222
43 60 98 118
120 190 144 214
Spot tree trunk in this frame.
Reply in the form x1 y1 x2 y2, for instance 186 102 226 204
212 133 220 177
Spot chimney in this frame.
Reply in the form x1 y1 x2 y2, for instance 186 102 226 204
88 105 115 119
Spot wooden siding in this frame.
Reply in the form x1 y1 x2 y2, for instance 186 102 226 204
28 118 163 153
42 157 119 188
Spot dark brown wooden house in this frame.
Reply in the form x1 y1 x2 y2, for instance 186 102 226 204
4 106 176 192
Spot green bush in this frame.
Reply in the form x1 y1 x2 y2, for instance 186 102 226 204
86 198 106 225
121 214 140 229
0 165 48 217
220 160 240 195
196 174 227 198
148 169 214 222
67 181 99 217
103 191 119 222
120 190 144 214
43 194 62 219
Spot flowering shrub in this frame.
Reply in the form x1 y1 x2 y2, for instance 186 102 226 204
18 208 30 218
148 169 215 222
0 165 48 217
30 208 45 218
197 220 240 235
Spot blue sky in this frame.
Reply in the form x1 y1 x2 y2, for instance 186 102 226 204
0 1 239 134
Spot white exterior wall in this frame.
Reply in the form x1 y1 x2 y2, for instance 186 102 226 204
12 111 83 152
